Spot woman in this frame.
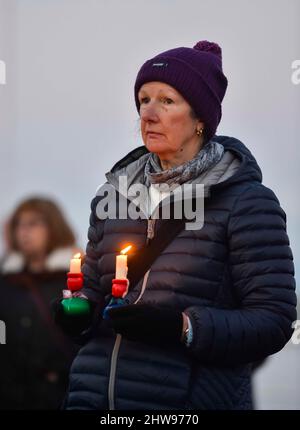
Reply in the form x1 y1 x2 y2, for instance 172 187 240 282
0 197 80 409
58 40 297 410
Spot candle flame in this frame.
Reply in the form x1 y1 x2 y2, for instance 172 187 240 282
120 245 132 255
73 252 81 259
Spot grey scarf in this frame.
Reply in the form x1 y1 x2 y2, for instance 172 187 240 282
144 141 224 187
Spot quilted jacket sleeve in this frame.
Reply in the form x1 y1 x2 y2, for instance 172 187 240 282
185 184 297 366
81 195 106 304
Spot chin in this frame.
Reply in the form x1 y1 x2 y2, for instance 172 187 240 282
144 139 168 155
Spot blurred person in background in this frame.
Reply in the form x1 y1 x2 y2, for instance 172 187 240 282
0 197 81 409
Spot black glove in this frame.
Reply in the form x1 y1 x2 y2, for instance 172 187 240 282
107 304 183 345
51 297 102 338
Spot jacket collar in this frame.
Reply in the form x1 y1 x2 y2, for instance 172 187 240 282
104 135 262 196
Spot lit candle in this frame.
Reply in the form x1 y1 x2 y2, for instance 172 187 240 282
70 252 81 274
115 245 132 279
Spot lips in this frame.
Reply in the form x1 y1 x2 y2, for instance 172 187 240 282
146 131 163 137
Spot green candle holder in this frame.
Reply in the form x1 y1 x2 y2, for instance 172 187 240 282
61 297 90 315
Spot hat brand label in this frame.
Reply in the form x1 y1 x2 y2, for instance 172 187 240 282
152 62 168 67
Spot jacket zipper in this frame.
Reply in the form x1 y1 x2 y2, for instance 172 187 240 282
107 216 157 410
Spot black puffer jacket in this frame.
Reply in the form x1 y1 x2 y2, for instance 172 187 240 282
65 135 297 410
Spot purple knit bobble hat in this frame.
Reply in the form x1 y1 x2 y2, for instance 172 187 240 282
134 40 228 144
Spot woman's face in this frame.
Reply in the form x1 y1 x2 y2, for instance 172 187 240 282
138 81 203 159
15 210 49 257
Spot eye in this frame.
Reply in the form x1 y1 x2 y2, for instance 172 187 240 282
162 97 173 104
140 97 149 104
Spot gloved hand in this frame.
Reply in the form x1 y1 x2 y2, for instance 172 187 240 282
51 297 102 338
107 304 183 345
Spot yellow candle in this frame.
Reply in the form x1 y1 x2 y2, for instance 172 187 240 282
70 253 81 274
115 245 132 279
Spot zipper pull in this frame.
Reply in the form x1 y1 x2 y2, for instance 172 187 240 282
146 218 156 245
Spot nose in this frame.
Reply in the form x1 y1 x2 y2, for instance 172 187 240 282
140 101 159 123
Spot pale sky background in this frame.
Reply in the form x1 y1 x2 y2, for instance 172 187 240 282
0 0 299 409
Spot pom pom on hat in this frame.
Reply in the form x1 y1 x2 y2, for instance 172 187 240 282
193 40 222 59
